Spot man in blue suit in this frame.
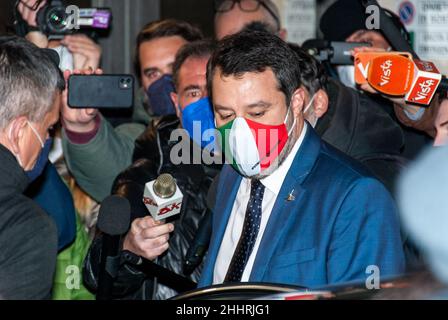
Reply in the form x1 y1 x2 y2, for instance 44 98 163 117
198 30 405 289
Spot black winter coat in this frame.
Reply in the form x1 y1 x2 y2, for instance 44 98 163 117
316 79 408 194
0 144 57 299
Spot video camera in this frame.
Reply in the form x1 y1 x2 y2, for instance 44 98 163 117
14 0 112 38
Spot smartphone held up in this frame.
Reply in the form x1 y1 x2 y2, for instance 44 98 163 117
67 74 134 109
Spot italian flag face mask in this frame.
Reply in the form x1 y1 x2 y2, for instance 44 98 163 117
217 109 296 177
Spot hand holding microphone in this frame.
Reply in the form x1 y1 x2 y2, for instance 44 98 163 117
354 51 442 106
122 216 174 261
123 174 182 261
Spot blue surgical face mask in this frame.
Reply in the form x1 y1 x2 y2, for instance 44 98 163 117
26 137 53 182
181 97 217 151
19 121 53 182
146 74 176 116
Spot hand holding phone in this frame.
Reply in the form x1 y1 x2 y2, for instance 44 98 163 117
61 68 100 133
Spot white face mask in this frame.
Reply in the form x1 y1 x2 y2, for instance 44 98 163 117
221 107 296 177
303 94 318 128
52 46 74 71
336 65 356 89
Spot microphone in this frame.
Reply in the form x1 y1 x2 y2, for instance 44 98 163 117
354 51 443 106
143 173 183 221
405 60 443 105
96 195 131 300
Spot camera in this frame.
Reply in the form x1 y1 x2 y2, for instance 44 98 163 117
14 0 112 38
36 0 74 36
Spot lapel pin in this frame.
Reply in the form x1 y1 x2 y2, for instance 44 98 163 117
286 189 296 202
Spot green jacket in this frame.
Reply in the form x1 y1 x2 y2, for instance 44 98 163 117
52 213 94 300
62 91 150 202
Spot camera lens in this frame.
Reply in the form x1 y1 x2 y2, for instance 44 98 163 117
47 7 69 33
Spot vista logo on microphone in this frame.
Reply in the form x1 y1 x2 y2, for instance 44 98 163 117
415 79 436 101
405 60 442 105
406 77 440 105
354 51 414 96
368 54 414 96
379 59 393 87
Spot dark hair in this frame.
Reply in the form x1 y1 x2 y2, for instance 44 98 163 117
134 19 204 80
172 39 216 90
241 21 275 35
288 43 328 95
0 36 64 128
207 30 302 104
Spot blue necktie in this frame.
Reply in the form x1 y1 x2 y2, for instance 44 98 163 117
225 179 265 282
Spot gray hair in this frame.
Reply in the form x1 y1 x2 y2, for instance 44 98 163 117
0 36 65 129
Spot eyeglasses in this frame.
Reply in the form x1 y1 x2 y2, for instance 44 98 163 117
214 0 281 31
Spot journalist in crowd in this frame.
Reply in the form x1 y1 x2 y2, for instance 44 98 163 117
319 0 432 159
83 40 220 300
61 20 203 202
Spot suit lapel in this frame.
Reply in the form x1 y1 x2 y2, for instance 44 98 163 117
249 127 322 281
200 164 242 285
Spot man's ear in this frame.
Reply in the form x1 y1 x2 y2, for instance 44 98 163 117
279 28 288 41
7 116 28 155
314 89 329 119
170 92 181 119
290 87 306 118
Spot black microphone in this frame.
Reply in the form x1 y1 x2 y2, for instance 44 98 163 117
96 195 131 300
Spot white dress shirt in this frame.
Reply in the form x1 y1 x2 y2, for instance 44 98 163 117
213 123 308 284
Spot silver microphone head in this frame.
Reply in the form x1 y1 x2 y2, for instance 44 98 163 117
153 173 177 199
